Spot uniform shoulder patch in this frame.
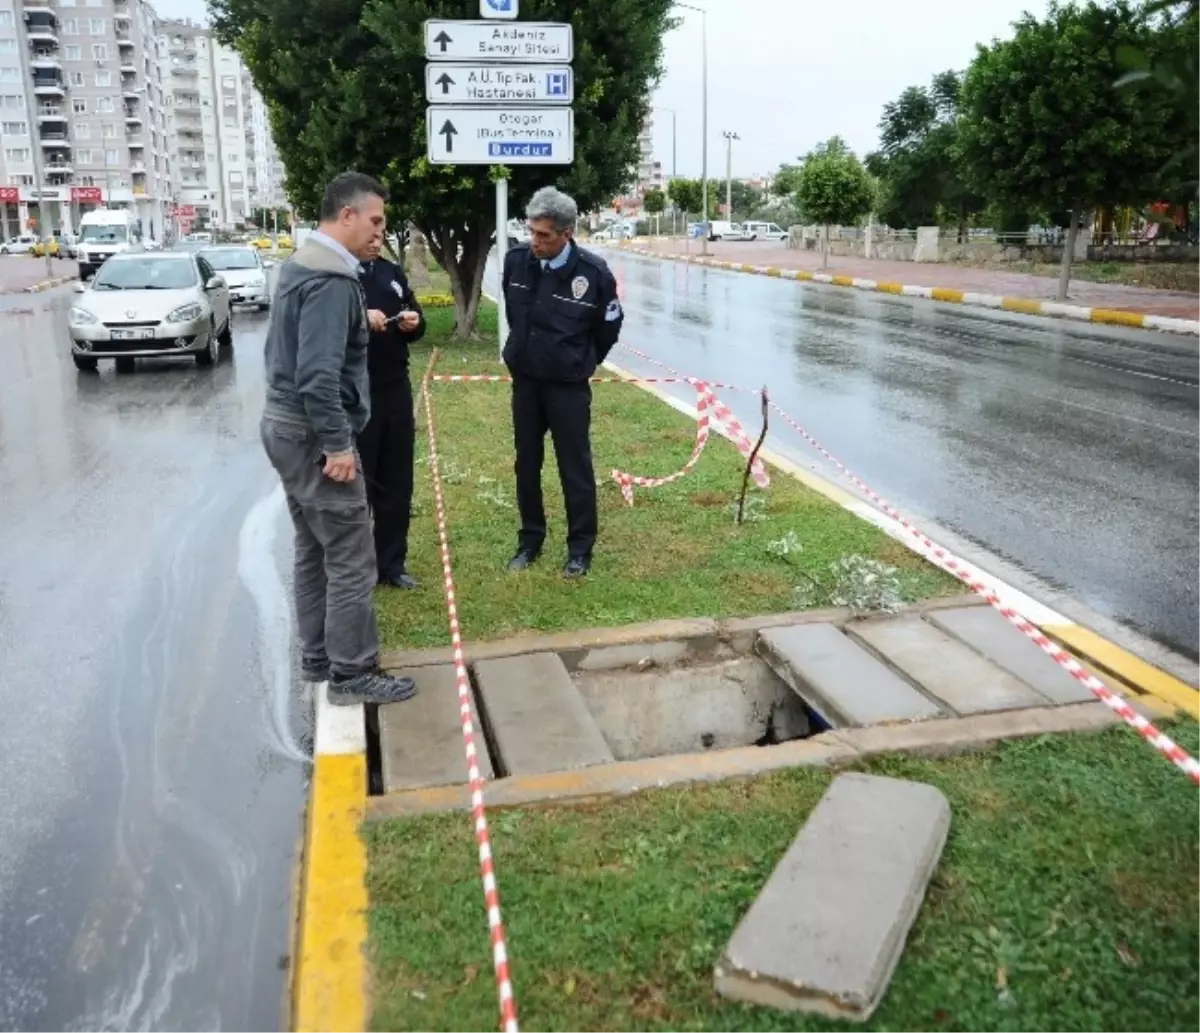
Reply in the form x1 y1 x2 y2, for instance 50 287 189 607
571 275 589 300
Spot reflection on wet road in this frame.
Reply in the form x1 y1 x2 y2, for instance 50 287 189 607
0 287 306 1030
606 253 1199 658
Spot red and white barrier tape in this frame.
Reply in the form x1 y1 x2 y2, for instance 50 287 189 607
420 376 520 1031
429 373 745 390
614 343 1200 784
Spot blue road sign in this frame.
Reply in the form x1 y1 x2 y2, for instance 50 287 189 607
546 71 568 97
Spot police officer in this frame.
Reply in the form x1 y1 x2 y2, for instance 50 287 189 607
356 235 426 589
502 186 624 578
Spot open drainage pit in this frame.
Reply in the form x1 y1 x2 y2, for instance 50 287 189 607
572 655 814 763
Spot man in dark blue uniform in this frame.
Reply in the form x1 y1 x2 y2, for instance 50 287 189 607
356 237 426 589
502 186 624 578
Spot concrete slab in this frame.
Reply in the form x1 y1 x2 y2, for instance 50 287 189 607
379 665 493 792
927 607 1094 704
574 657 808 761
757 623 943 727
850 618 1049 715
714 772 950 1020
474 652 615 776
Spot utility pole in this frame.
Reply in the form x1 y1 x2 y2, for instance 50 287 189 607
723 130 739 220
657 106 677 234
14 13 53 279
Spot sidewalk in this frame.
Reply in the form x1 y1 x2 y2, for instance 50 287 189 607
0 257 79 294
628 238 1199 321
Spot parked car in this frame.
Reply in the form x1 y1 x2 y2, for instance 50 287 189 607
276 234 293 250
0 234 38 256
32 236 60 258
250 236 273 250
68 250 232 373
742 221 788 242
200 244 272 311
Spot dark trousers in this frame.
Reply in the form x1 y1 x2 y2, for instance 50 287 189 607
511 374 597 558
260 417 379 679
357 375 415 579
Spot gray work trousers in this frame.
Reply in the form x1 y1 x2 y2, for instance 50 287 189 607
260 415 380 679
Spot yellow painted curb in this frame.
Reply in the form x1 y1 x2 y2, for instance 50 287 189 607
932 287 964 303
294 752 369 1033
1043 624 1199 719
1001 296 1043 315
831 274 854 287
876 281 904 294
1090 307 1146 328
765 266 782 277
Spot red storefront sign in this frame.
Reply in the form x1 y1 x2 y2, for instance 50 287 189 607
0 187 18 204
171 205 196 218
71 187 103 203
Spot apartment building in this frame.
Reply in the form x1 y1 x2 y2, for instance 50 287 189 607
0 0 176 241
161 18 286 232
633 116 663 198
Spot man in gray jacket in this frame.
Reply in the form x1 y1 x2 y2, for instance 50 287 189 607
261 171 416 706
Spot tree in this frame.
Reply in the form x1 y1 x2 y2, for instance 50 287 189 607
642 188 666 215
771 162 802 200
728 180 763 219
866 70 982 236
666 177 718 218
794 137 874 267
956 0 1174 299
209 0 676 336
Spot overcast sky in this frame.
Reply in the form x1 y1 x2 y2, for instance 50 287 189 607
159 0 1049 177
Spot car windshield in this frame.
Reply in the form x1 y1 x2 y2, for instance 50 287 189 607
93 257 198 290
203 248 260 270
80 224 128 244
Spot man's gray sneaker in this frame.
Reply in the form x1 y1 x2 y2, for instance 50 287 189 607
327 670 417 706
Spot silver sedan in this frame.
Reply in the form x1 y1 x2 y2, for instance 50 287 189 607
68 251 233 373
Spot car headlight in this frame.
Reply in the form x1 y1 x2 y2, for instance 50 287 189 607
69 307 98 327
166 302 203 323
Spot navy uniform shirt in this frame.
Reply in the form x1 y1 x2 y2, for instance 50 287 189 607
358 256 426 391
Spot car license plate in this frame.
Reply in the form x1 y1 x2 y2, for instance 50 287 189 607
111 328 155 341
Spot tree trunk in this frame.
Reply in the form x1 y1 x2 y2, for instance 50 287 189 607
1057 198 1083 302
957 202 967 244
420 213 495 338
822 224 829 269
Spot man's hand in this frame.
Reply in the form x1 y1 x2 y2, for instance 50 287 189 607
367 308 388 333
322 451 357 483
398 310 420 332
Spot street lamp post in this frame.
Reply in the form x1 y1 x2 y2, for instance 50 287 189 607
675 3 708 254
722 130 739 220
656 106 677 232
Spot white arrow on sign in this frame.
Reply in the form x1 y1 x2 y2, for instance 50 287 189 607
425 63 573 105
426 106 574 165
424 20 573 63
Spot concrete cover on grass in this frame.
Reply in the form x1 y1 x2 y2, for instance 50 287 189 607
850 617 1050 715
757 623 943 726
927 606 1095 705
714 772 950 1020
379 665 493 792
473 652 615 776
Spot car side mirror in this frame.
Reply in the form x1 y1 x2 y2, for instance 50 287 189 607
73 281 86 294
206 275 226 290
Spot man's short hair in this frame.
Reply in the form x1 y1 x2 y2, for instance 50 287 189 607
319 171 388 222
526 186 578 232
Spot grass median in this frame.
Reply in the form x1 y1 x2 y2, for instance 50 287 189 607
366 721 1200 1032
373 300 956 651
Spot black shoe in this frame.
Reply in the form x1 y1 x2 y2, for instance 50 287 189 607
301 659 331 682
327 670 417 706
563 555 591 578
379 570 420 590
507 549 540 572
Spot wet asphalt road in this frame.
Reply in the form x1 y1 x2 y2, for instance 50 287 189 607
0 285 307 1030
604 252 1199 659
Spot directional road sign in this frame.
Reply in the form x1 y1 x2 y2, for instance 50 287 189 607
425 63 573 105
426 106 574 165
424 20 573 63
480 0 518 18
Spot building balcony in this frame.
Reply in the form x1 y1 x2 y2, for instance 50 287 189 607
126 136 144 147
117 36 135 50
23 5 55 20
120 61 138 75
26 26 59 46
173 63 199 76
36 107 66 123
131 161 146 174
32 79 65 97
125 112 143 125
45 162 74 176
30 53 63 70
39 132 69 145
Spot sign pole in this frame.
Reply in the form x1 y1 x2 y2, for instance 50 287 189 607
496 177 508 360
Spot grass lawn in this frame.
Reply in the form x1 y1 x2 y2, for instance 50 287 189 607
365 722 1200 1032
968 259 1199 294
374 301 955 651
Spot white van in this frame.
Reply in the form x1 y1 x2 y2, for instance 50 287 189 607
76 209 144 278
707 221 753 242
743 221 788 242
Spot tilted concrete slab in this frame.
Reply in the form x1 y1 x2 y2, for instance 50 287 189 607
926 607 1094 705
715 772 950 1020
757 623 943 727
379 665 493 793
850 617 1048 715
474 652 615 776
